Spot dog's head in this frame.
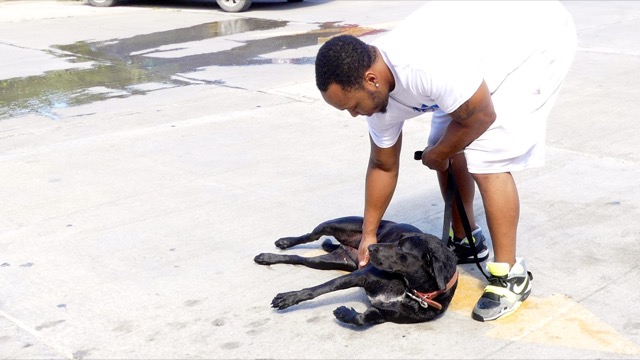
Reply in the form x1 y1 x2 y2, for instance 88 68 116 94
368 234 455 290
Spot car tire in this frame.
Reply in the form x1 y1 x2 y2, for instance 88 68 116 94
88 0 118 6
216 0 252 12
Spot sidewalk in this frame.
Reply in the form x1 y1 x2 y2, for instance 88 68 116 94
0 1 639 359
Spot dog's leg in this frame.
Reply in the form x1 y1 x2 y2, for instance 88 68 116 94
275 217 368 250
333 306 386 327
274 217 407 250
274 232 321 249
325 217 404 248
254 244 357 271
271 268 369 309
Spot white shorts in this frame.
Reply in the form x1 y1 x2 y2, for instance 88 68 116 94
428 30 576 174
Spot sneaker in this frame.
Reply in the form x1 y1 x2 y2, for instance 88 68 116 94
447 227 489 264
472 257 533 322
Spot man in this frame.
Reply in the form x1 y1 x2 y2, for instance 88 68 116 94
314 1 576 321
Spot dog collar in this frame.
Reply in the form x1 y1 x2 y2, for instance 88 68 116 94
405 270 459 311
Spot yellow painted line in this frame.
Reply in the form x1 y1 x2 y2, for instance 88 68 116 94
451 270 640 355
488 293 640 355
448 267 486 312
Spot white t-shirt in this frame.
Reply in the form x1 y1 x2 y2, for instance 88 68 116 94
367 1 575 148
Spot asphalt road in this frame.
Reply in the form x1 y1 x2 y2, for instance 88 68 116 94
1 1 639 359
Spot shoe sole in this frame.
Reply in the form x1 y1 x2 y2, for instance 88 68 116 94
456 248 489 264
472 289 531 322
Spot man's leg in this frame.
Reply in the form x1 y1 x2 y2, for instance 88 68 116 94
471 172 518 267
436 152 477 238
470 172 532 321
437 152 489 264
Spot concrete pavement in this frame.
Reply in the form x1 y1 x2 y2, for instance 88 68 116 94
0 0 639 358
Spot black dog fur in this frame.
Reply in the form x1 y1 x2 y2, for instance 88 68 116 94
254 216 458 327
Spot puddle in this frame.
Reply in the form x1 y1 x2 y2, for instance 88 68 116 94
0 18 384 120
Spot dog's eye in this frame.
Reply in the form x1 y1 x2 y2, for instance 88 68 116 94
398 254 408 263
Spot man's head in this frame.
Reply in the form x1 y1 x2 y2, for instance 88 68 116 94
315 35 389 117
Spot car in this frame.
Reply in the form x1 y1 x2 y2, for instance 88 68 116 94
87 0 303 13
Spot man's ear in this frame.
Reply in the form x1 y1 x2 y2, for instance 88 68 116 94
364 71 378 89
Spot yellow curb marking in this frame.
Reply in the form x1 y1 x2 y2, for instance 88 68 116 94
451 270 640 355
448 268 486 312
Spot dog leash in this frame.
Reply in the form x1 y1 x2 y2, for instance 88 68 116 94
414 150 490 280
406 269 459 310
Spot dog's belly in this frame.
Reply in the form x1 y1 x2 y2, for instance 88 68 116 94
368 293 406 307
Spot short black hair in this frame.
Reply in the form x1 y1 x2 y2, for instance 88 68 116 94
315 35 376 92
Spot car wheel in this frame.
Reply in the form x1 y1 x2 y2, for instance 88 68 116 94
88 0 118 6
216 0 252 12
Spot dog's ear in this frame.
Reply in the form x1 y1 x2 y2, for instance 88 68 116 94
422 241 450 290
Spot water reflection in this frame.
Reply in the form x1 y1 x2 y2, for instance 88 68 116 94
0 18 383 120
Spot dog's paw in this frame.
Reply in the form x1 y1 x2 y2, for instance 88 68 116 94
253 253 274 265
274 237 298 249
271 291 302 310
321 239 340 253
333 306 359 324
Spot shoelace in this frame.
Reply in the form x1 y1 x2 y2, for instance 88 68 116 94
489 272 533 289
488 276 508 288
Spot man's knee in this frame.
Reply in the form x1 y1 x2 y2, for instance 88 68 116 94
471 172 515 191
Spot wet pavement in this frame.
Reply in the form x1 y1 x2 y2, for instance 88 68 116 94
1 14 382 119
1 0 640 359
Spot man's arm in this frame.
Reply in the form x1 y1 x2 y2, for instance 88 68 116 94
359 133 402 267
422 80 496 171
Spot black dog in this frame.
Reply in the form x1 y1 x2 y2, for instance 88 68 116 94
254 216 458 327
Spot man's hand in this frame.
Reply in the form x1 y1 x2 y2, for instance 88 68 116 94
421 146 450 172
358 234 377 268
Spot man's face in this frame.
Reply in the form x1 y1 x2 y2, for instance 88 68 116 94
321 82 389 117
